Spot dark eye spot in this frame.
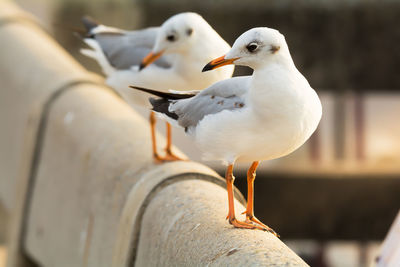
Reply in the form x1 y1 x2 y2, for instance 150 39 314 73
186 28 193 36
166 35 175 42
246 43 258 53
270 45 280 53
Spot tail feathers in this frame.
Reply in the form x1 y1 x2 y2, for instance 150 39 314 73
81 16 99 33
73 16 99 40
129 86 196 100
81 16 124 37
78 16 116 76
80 38 115 76
150 98 178 120
80 48 97 59
129 85 196 122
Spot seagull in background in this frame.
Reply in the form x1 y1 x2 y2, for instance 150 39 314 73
131 27 322 233
80 13 233 162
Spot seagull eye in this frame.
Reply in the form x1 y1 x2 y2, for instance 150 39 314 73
246 43 258 52
166 35 176 42
186 28 193 36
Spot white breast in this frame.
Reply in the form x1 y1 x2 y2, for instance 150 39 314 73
193 67 322 165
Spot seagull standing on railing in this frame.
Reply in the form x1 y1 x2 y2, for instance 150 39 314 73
79 13 233 162
130 27 322 233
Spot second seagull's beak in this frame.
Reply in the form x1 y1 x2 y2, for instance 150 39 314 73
139 51 164 71
202 55 239 72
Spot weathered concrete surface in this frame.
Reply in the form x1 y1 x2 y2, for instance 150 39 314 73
0 2 103 266
136 178 306 267
0 1 101 212
112 163 229 266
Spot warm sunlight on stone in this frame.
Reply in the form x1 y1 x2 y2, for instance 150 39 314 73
0 246 7 267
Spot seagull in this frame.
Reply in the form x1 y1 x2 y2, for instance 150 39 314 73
80 13 233 162
130 27 322 233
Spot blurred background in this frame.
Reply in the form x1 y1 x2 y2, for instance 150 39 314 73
1 0 400 266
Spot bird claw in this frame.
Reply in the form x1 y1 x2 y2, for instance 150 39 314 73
153 151 185 163
238 211 280 237
165 150 186 161
245 215 280 237
229 218 265 230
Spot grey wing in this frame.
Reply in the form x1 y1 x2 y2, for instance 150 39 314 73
92 27 171 69
170 76 250 129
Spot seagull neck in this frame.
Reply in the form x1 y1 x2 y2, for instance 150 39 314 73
249 59 300 100
251 59 295 82
173 53 202 73
175 30 230 71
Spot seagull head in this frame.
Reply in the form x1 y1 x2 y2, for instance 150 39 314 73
203 27 290 71
140 12 209 70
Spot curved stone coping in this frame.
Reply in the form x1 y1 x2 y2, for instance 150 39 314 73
113 161 245 266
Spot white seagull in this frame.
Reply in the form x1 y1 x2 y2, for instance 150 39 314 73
80 13 233 161
131 27 322 233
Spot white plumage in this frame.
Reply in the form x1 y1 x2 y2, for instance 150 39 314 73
134 27 322 232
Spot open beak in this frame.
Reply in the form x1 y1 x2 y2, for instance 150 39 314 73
202 55 239 72
139 51 164 71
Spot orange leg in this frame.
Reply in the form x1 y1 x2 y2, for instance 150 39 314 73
149 112 183 163
150 112 163 162
225 164 265 230
164 122 184 161
241 161 279 237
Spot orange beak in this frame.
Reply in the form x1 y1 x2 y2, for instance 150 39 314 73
202 55 239 72
139 51 164 71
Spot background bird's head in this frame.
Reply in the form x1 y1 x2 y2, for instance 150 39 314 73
153 12 204 54
140 12 216 70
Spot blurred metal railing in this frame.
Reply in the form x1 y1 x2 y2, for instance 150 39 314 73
0 2 307 266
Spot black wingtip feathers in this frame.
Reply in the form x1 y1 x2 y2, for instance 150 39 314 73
81 16 99 32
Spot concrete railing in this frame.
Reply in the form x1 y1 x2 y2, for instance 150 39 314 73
0 2 308 266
